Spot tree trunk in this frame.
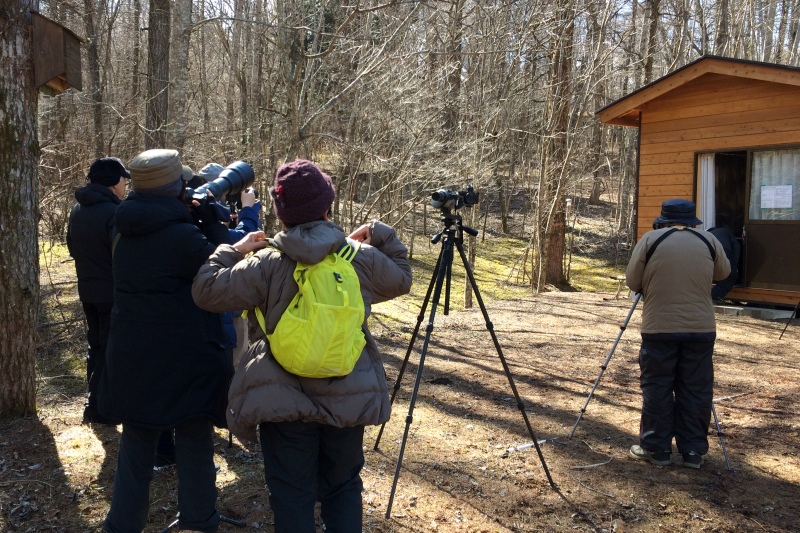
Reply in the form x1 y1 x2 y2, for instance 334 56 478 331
83 0 105 156
644 0 660 84
0 2 39 418
541 0 573 288
715 0 730 55
169 0 192 150
145 0 171 149
443 0 464 134
226 0 244 151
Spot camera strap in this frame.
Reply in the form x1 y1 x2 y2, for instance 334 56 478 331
645 228 716 266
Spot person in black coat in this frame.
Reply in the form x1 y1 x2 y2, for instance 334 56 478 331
99 149 233 533
66 157 130 425
709 212 741 300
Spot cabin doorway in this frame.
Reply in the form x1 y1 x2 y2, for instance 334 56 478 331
697 151 746 287
698 149 800 292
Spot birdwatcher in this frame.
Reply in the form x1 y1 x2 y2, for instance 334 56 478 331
626 198 730 469
192 159 412 532
67 157 130 426
99 148 233 533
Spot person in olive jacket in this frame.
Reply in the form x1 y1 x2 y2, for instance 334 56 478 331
66 157 130 425
626 199 730 470
99 149 233 533
192 160 412 533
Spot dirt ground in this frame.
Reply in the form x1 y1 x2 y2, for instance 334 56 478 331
2 288 800 532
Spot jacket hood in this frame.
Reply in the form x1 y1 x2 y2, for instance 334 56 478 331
114 193 194 237
74 183 122 207
270 220 345 264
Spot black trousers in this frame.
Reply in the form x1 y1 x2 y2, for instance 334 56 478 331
259 421 365 533
104 418 220 533
82 301 112 407
638 337 714 455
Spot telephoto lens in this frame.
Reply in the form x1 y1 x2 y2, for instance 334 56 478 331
188 161 255 202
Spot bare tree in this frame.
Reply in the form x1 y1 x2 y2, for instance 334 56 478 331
169 0 192 150
0 2 39 418
145 0 170 148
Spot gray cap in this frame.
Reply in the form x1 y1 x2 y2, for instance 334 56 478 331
129 149 183 190
198 163 224 182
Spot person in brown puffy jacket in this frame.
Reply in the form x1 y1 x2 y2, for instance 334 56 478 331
192 159 412 532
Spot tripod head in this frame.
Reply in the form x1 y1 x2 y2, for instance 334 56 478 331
431 211 478 244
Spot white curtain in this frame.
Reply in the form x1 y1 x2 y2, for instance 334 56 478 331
698 153 716 229
750 150 800 221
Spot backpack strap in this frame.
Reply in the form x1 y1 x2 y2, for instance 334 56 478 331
336 239 361 262
644 227 716 265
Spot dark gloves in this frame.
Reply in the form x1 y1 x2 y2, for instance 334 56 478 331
192 197 232 226
192 197 232 246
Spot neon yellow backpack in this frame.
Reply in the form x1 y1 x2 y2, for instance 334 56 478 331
254 241 366 378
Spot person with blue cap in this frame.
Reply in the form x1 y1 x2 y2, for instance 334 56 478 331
625 198 730 469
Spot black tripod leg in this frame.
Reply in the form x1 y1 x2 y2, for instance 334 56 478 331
454 241 556 488
221 514 247 527
374 244 444 451
384 236 452 518
568 293 641 439
779 299 800 340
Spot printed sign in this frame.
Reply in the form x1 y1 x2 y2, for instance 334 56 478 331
761 185 793 209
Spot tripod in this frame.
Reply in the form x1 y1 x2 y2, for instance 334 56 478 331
568 293 641 439
373 211 555 518
568 294 733 470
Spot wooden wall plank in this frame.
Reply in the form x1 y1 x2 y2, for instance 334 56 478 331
640 151 696 165
642 86 800 124
639 161 695 174
638 184 696 196
641 115 800 146
642 104 800 136
726 287 800 305
639 128 800 156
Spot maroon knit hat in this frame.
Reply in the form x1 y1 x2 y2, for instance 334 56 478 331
270 160 335 226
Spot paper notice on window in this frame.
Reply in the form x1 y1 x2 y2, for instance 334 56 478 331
761 185 793 209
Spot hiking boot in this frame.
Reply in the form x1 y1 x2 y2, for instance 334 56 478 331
629 445 671 466
682 451 704 469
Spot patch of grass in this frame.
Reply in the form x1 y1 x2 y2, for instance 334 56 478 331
37 241 86 402
568 254 626 293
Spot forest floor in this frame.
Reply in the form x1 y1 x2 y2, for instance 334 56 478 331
3 201 800 532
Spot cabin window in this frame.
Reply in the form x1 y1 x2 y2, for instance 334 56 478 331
749 149 800 221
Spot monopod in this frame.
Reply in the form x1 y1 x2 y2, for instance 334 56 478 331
568 292 641 439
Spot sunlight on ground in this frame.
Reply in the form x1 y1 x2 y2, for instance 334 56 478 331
55 425 117 479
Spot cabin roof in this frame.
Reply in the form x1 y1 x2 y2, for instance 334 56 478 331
597 56 800 127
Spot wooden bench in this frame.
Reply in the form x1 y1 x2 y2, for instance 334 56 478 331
610 275 629 299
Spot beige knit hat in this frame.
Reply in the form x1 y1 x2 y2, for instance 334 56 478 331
128 149 183 190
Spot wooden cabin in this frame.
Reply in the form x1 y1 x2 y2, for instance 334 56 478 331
598 55 800 306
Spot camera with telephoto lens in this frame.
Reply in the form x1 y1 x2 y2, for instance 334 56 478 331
430 185 479 212
185 161 255 204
